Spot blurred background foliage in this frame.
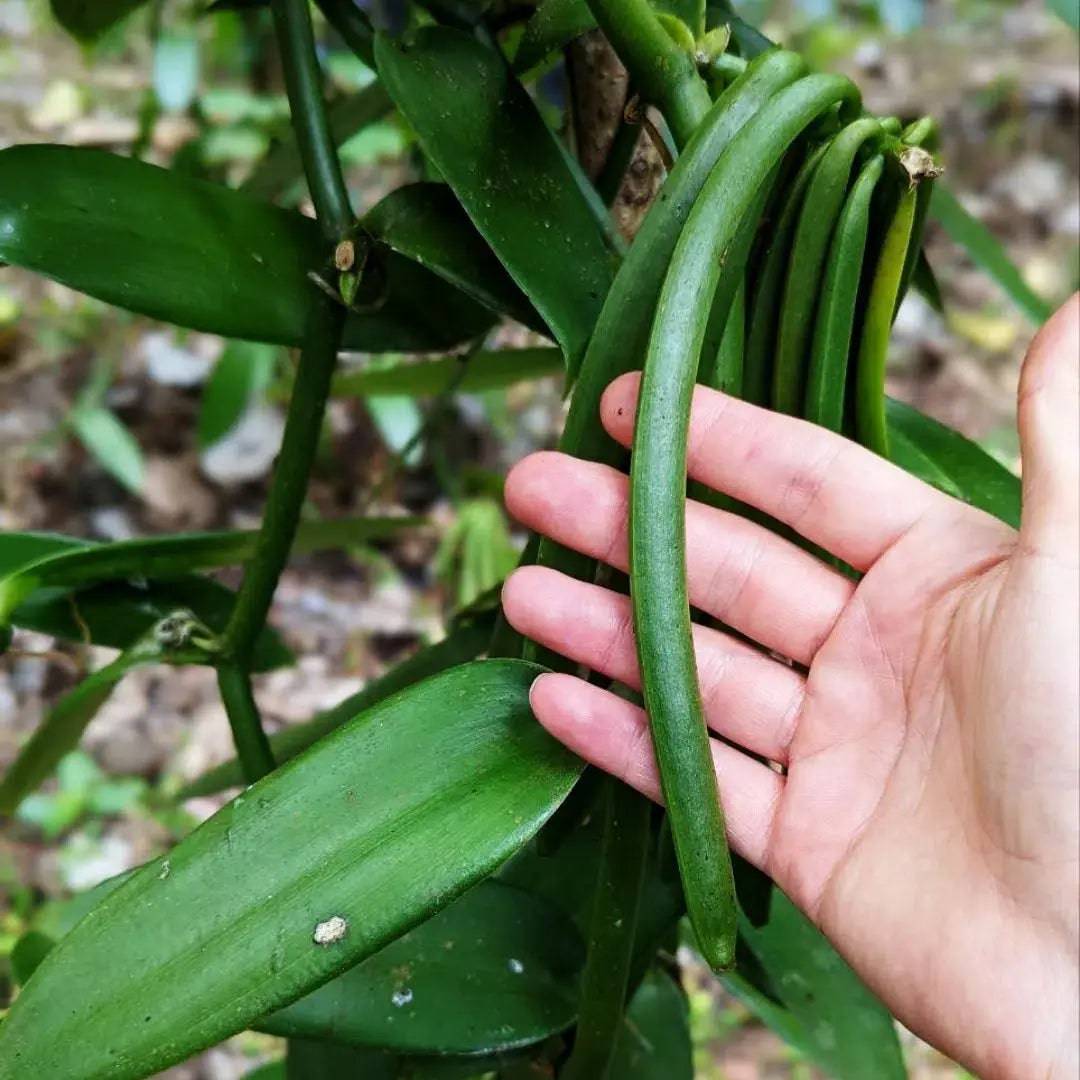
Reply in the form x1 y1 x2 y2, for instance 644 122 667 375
0 0 1075 1075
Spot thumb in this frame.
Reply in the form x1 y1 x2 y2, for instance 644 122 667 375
1017 292 1079 559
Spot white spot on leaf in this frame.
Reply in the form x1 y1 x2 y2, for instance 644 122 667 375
313 915 348 946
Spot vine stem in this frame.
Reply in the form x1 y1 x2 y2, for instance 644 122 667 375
582 0 711 148
220 0 353 781
271 0 353 239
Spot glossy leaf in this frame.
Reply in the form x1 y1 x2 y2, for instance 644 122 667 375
0 516 420 626
198 341 280 449
611 969 693 1080
887 397 1021 528
723 888 906 1080
0 145 493 352
0 660 582 1079
331 348 562 398
181 613 495 796
930 184 1053 325
363 183 545 332
69 405 146 494
49 0 149 41
257 880 583 1052
0 532 289 670
375 27 617 375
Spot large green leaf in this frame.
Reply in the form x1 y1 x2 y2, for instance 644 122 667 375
0 145 493 351
929 184 1053 325
887 397 1021 528
611 969 693 1079
0 517 420 627
374 28 617 375
181 613 496 796
257 880 583 1052
0 533 289 670
331 347 562 398
363 183 546 332
0 660 582 1079
49 0 149 41
723 889 905 1080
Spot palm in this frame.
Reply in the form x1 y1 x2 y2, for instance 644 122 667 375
503 297 1078 1080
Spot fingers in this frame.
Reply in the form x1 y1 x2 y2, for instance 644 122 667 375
529 673 783 870
600 373 949 571
1017 293 1079 560
503 566 805 761
505 452 852 666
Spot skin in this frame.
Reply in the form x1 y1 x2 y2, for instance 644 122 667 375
502 295 1079 1079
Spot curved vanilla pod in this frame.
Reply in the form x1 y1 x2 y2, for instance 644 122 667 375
529 49 808 630
804 154 885 432
742 138 831 406
630 72 860 971
771 116 884 414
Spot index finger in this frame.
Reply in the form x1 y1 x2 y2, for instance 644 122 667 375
602 373 951 571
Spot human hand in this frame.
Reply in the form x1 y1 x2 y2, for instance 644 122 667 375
502 295 1080 1080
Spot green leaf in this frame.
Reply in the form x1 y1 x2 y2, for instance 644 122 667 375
929 184 1053 325
374 28 617 376
0 145 493 352
0 532 294 668
0 660 582 1079
331 347 562 398
49 0 149 41
180 613 495 796
0 516 420 627
364 183 546 332
723 889 905 1080
69 405 146 494
257 880 583 1053
0 645 156 815
514 0 596 73
611 969 693 1079
199 342 280 449
887 397 1021 528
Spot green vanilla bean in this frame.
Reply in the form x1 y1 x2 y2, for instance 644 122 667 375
855 179 918 456
710 276 746 395
560 777 652 1080
582 0 712 148
631 72 860 971
533 50 807 589
743 138 831 406
805 154 884 432
771 116 883 414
